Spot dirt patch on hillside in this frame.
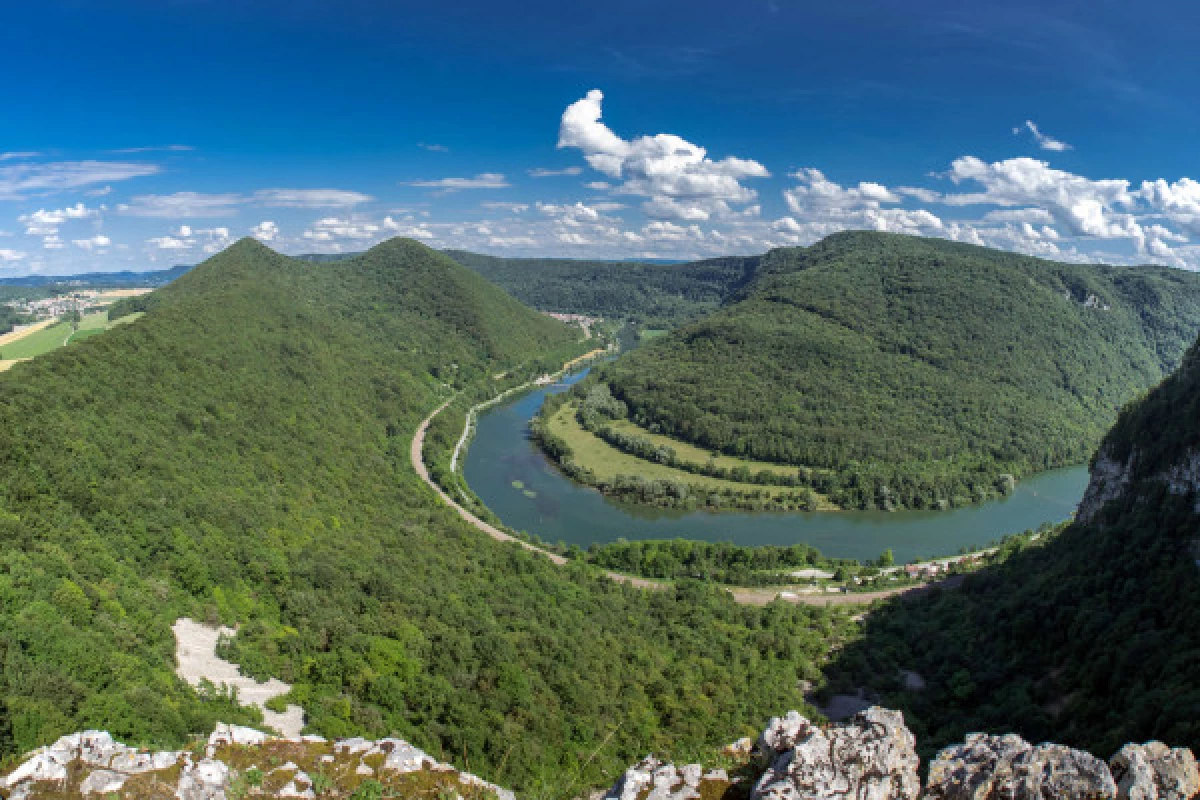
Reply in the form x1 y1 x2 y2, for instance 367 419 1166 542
172 618 304 737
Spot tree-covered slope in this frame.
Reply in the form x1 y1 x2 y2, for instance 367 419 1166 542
443 250 760 327
598 231 1200 509
824 334 1200 761
0 238 847 794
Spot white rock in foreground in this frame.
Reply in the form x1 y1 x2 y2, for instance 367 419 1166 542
603 755 732 800
1 724 515 800
1110 741 1200 800
926 732 1118 800
603 708 1198 800
753 707 920 800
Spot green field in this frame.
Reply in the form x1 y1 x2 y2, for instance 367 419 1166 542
606 416 827 480
545 402 836 506
0 312 142 360
0 320 74 359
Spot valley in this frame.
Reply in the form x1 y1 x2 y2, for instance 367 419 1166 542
10 7 1200 798
457 366 1089 564
0 238 860 795
1 232 1198 797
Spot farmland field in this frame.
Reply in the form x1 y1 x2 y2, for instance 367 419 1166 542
0 311 143 362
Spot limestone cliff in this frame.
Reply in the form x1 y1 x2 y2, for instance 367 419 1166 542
4 710 1197 799
1076 338 1200 526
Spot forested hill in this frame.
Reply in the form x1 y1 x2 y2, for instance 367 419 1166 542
443 249 761 327
598 230 1200 510
0 237 847 794
825 333 1200 761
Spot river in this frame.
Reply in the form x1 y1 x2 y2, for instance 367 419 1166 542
462 370 1090 563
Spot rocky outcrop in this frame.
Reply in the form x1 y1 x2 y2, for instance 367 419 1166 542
1110 742 1200 800
602 757 728 800
604 709 1198 800
1 724 514 800
1077 450 1135 525
926 733 1116 799
6 711 1198 800
1078 447 1200 525
753 708 920 800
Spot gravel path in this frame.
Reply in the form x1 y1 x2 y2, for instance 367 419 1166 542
172 618 304 737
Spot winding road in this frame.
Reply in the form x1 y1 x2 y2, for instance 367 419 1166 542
412 396 934 607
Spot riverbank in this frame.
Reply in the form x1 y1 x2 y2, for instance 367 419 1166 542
412 397 666 592
413 377 972 608
461 370 1088 562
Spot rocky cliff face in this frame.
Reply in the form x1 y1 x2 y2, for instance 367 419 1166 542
1077 446 1200 525
4 710 1197 799
1076 450 1136 525
1076 337 1200 527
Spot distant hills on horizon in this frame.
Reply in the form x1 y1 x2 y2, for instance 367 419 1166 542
1 234 1187 305
0 249 688 289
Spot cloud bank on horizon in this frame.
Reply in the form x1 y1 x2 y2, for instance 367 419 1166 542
2 89 1199 273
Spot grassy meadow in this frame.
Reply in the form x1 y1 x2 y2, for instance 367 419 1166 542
545 401 837 506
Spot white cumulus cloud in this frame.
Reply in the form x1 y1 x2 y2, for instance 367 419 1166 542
72 235 112 251
557 89 768 222
20 203 100 236
251 221 280 242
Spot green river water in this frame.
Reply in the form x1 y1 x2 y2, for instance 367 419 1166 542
462 369 1089 563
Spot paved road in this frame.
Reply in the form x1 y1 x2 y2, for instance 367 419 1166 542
413 399 662 590
411 398 938 607
730 583 946 606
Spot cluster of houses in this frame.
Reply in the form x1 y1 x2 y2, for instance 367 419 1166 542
897 552 986 581
5 290 110 321
544 311 600 337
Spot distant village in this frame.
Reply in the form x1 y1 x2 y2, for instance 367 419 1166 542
543 311 600 337
6 291 108 321
5 289 148 322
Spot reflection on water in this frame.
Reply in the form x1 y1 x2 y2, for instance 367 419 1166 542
462 370 1091 563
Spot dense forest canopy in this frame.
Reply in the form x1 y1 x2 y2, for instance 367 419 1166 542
443 250 761 327
0 237 851 794
825 334 1200 760
596 231 1200 509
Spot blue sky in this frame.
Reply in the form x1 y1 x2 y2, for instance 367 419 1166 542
3 0 1200 274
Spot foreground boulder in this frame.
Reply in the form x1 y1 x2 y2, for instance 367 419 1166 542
753 708 920 800
602 756 730 800
1 724 514 800
925 733 1117 800
1110 742 1200 800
